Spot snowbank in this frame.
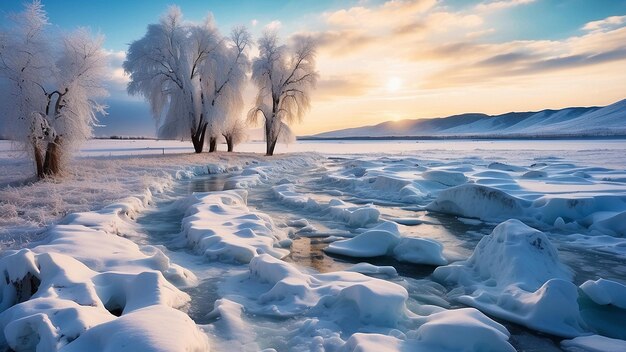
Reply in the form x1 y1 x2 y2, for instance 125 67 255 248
180 190 289 263
0 230 206 351
433 219 586 337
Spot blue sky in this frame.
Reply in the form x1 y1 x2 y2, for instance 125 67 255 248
1 0 626 136
2 0 624 50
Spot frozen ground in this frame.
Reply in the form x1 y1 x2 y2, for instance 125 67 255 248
1 139 626 351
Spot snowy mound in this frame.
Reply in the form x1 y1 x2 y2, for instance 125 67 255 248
433 219 585 337
326 221 447 266
339 308 515 352
247 254 409 327
180 190 289 263
562 335 626 352
273 183 380 227
426 184 530 221
0 227 206 351
220 254 515 351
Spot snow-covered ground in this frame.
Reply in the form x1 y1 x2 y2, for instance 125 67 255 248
1 138 626 351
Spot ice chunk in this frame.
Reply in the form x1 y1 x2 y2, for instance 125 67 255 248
580 278 626 309
561 335 626 352
426 184 530 221
422 170 468 186
393 237 448 266
579 278 626 339
345 263 398 277
325 228 400 257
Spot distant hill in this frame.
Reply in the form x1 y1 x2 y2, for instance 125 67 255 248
309 99 626 139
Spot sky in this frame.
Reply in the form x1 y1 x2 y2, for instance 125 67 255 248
1 0 626 137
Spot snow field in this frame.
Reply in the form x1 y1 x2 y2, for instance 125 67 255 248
3 140 626 351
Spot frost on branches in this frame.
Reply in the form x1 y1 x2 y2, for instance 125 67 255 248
248 32 318 156
123 7 250 153
0 1 108 178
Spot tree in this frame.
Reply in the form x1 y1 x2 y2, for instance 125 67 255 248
222 118 247 152
0 1 107 178
247 32 318 156
124 8 250 154
199 26 250 152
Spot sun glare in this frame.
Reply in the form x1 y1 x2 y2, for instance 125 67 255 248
386 77 403 92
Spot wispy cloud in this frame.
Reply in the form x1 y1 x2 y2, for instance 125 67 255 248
583 15 626 32
264 20 282 31
475 0 536 12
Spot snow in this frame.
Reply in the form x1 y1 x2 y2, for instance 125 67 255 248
247 253 409 325
273 183 380 228
179 190 289 263
433 219 586 337
562 335 626 352
325 221 447 265
315 99 626 138
427 184 530 222
580 279 626 309
3 138 626 351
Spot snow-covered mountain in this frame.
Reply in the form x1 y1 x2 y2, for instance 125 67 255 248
312 99 626 138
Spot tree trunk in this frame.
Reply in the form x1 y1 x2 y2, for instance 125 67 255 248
267 138 278 156
32 142 44 179
191 114 208 153
208 137 217 153
265 120 273 156
43 136 62 177
225 135 234 152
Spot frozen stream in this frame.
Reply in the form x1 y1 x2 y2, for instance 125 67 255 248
134 152 626 351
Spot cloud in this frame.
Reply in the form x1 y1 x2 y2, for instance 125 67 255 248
475 0 536 12
314 76 377 100
583 15 626 32
324 0 436 29
264 20 282 31
424 25 626 87
251 19 258 27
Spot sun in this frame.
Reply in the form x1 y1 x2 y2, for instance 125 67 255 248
386 76 403 92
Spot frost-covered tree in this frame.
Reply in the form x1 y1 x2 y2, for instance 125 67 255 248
124 8 250 153
124 7 217 153
0 1 107 178
247 32 318 156
222 118 248 152
199 26 251 152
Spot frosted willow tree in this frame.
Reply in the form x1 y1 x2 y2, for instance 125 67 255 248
200 26 251 152
0 1 107 178
124 7 250 153
124 7 216 153
248 32 318 156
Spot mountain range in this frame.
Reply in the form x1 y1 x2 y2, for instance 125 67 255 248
310 99 626 139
